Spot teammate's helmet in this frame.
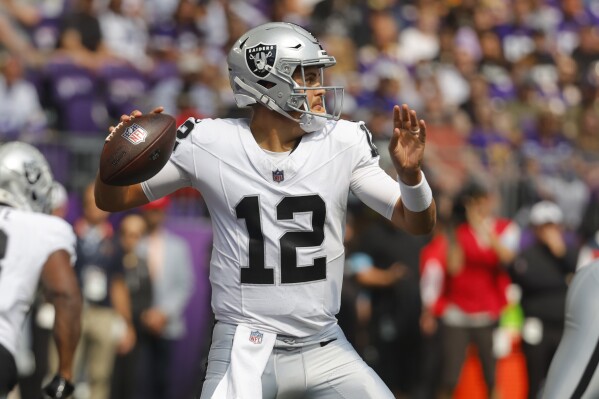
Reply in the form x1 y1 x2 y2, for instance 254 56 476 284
0 142 54 213
227 22 344 126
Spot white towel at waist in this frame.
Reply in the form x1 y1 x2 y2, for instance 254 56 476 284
211 324 276 399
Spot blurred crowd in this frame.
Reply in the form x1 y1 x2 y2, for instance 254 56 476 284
3 0 599 398
1 0 599 221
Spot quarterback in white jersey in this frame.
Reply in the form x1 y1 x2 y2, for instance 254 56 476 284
0 142 81 399
95 22 435 399
142 117 401 337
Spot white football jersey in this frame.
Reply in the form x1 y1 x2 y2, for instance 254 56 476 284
0 207 76 357
142 118 401 337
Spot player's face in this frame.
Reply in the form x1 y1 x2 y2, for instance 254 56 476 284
293 66 326 114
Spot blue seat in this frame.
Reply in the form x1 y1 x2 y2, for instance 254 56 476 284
44 58 102 134
98 63 149 119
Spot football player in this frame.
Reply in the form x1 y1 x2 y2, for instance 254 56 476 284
94 22 436 398
0 142 81 399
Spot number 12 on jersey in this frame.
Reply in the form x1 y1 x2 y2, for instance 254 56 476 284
235 194 326 285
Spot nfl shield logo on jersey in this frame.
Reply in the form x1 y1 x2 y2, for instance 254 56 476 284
272 169 284 183
249 330 263 344
122 124 148 145
246 43 277 78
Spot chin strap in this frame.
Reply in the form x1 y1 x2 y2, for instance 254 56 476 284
298 113 327 132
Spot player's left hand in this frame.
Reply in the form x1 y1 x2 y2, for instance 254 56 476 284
388 104 427 186
41 374 75 398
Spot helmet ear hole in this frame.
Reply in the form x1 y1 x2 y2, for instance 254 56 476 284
256 80 276 89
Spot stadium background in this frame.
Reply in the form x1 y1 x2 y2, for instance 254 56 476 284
2 0 599 398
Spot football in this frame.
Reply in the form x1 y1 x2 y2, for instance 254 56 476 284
99 113 177 186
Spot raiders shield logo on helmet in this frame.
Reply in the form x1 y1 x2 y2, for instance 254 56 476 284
24 161 42 184
246 43 277 78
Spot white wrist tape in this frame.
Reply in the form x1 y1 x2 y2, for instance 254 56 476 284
398 172 433 212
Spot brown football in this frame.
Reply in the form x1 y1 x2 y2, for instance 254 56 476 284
99 113 177 186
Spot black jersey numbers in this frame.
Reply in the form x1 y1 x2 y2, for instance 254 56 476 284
235 196 274 285
235 195 326 285
278 196 326 283
0 229 8 279
173 119 199 152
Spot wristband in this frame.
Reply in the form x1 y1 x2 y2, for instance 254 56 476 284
398 172 433 212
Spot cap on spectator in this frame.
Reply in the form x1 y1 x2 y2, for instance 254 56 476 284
529 201 563 226
141 196 170 212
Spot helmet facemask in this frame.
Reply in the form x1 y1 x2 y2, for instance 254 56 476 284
286 65 344 132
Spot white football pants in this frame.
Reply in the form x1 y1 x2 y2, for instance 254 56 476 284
543 262 599 399
199 322 394 399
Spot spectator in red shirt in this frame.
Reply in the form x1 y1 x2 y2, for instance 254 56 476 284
439 180 521 399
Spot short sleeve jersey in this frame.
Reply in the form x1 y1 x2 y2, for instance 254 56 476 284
0 207 76 357
142 118 401 337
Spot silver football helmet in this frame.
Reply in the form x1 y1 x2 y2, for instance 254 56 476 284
227 22 344 132
0 142 54 213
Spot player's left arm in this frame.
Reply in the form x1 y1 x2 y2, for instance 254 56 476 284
388 104 436 235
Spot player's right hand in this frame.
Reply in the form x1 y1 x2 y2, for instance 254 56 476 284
106 106 165 142
41 374 75 398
